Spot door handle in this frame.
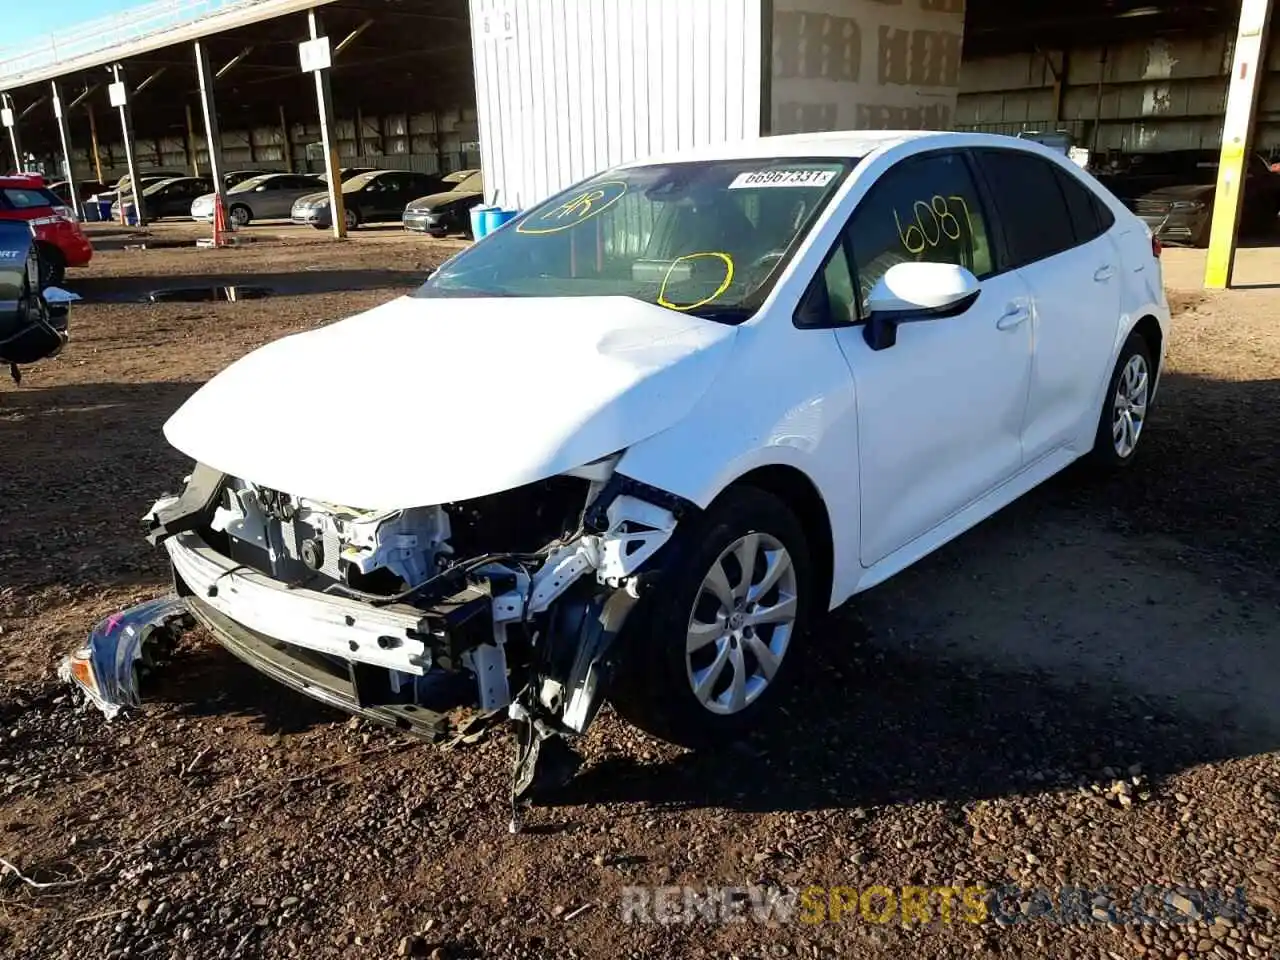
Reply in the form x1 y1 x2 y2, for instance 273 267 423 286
1094 264 1116 282
996 303 1030 331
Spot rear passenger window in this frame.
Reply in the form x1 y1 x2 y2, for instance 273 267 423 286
847 152 995 314
1055 167 1114 244
2 188 56 209
977 150 1076 267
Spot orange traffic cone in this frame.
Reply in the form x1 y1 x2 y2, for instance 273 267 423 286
212 193 227 247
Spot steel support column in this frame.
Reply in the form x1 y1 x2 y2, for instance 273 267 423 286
185 102 201 176
50 81 79 216
1204 0 1275 289
308 8 347 239
2 94 22 171
110 64 144 226
194 40 226 215
87 105 104 184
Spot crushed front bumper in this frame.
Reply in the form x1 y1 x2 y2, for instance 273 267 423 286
164 530 433 675
180 590 450 739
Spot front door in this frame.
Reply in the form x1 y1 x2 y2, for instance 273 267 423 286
827 151 1034 567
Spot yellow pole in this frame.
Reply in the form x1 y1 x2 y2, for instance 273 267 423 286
1204 0 1274 289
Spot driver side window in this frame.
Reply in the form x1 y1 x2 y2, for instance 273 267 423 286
848 152 994 314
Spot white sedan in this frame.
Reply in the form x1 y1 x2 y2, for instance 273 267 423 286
145 131 1167 791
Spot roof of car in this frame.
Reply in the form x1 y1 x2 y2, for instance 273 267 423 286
622 130 930 166
619 130 1066 167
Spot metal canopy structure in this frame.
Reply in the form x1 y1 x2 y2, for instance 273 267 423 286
0 0 474 156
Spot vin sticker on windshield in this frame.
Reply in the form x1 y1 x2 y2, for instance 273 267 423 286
728 169 837 189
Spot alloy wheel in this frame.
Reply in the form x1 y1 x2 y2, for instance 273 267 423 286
685 532 799 715
1112 353 1150 458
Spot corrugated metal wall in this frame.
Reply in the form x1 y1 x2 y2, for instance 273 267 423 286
957 31 1280 154
469 0 764 209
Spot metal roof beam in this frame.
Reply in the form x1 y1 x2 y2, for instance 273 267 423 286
18 94 49 119
216 46 256 78
132 66 168 95
333 18 374 58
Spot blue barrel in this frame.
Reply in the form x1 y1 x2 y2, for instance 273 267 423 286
469 204 494 240
483 208 518 234
122 202 138 226
97 199 112 221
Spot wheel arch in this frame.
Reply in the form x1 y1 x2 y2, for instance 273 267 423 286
710 464 835 612
1130 313 1164 381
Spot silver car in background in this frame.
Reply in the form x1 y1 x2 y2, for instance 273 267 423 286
190 173 324 226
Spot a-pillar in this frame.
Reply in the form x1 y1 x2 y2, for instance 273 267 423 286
1204 0 1275 288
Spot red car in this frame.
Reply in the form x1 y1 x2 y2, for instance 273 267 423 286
0 174 93 284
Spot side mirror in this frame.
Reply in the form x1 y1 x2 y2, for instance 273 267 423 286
863 262 981 351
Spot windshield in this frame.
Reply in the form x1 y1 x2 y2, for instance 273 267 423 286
415 158 850 321
342 171 382 192
230 175 271 193
142 179 184 196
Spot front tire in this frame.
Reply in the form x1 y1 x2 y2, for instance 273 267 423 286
228 204 251 228
610 486 813 747
1090 331 1154 469
344 207 360 231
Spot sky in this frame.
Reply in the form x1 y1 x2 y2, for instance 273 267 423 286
3 0 139 50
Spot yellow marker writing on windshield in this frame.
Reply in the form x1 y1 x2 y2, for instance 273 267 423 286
516 180 628 235
657 252 735 312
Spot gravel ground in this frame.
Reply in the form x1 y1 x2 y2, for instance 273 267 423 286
1 229 1278 960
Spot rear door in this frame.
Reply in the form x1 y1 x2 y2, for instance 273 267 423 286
366 173 403 220
974 148 1122 463
825 150 1035 567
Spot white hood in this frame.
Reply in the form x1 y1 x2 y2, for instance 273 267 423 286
163 294 737 509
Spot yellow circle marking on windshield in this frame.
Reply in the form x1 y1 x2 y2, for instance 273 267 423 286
516 180 628 234
657 252 735 312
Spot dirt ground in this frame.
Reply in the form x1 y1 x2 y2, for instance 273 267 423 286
1 225 1278 960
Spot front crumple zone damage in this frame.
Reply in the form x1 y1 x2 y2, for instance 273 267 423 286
143 457 693 806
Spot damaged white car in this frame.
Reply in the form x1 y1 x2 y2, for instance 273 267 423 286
137 132 1168 798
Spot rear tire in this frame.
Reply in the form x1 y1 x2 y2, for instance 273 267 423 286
1090 331 1154 470
610 486 814 748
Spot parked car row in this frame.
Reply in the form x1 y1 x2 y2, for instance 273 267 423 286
291 169 460 230
1092 149 1280 247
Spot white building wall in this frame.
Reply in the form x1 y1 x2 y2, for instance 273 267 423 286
768 0 965 134
469 0 764 209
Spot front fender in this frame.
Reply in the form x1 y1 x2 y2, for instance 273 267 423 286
614 321 862 610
